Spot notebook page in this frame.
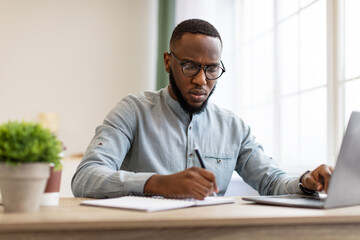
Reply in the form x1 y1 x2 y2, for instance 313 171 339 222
194 196 235 206
81 196 195 212
81 196 235 212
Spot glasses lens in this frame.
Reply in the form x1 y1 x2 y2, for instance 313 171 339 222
179 58 225 80
182 62 200 76
205 66 222 80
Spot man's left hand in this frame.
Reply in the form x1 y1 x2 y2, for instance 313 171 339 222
301 164 334 193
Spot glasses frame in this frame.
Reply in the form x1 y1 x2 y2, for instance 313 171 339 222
169 52 226 80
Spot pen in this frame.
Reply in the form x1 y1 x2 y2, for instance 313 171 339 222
194 148 217 197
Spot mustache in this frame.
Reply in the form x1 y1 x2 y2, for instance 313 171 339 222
189 88 207 95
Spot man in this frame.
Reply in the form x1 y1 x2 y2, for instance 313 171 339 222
72 19 333 199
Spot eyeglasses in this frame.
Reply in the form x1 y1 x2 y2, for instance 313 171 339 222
169 52 225 80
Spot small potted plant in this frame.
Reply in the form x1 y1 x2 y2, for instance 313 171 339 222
0 121 62 212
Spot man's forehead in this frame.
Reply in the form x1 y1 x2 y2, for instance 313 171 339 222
170 33 222 60
170 33 222 51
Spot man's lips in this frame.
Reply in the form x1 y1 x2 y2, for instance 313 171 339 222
189 89 207 102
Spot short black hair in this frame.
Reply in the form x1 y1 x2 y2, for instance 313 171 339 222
170 19 222 48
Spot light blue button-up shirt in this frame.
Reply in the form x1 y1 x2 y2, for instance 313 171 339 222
71 87 302 198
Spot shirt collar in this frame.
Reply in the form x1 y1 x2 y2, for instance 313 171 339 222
163 86 191 124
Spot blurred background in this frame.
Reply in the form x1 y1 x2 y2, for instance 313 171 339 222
1 0 360 182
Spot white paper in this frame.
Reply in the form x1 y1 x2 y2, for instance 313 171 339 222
81 196 234 212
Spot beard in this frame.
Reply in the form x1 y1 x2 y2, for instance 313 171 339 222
169 69 216 115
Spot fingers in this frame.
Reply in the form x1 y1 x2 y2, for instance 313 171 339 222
185 167 218 199
303 173 323 191
171 167 218 199
319 165 333 193
146 168 218 200
189 181 213 200
195 167 219 193
303 164 333 193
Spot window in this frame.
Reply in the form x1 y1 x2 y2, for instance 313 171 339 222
342 0 360 124
239 0 327 172
174 0 359 174
238 0 360 173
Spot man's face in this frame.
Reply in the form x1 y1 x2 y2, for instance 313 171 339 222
169 69 216 114
164 33 222 114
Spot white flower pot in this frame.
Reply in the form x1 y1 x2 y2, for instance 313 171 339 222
0 163 50 212
41 165 62 206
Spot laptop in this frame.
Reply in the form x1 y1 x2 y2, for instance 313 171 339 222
242 111 360 209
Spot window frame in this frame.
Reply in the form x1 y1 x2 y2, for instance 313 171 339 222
237 0 354 173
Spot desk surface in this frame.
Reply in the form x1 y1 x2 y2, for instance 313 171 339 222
1 197 360 240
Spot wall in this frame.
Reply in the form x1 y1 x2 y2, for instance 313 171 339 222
0 0 158 156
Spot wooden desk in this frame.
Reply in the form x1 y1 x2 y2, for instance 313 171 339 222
1 197 360 240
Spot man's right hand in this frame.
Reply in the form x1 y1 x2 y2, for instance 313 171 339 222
143 167 219 200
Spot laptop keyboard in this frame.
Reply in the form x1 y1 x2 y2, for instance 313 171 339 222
271 194 324 200
243 194 327 208
261 194 326 208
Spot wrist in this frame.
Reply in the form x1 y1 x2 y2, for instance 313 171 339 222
143 174 163 195
298 170 317 195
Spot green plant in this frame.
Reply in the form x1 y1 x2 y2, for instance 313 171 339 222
0 121 62 169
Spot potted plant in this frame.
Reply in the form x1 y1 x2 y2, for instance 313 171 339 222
0 121 62 212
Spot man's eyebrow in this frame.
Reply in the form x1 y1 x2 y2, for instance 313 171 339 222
207 62 221 66
178 56 194 62
181 57 221 66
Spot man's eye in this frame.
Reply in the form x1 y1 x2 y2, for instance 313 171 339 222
183 63 199 71
207 66 219 73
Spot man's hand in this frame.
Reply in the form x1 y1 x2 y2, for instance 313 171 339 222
301 164 334 193
143 167 219 200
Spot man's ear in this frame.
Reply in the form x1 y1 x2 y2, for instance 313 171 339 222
164 52 171 73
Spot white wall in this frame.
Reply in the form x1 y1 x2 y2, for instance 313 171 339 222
0 0 158 155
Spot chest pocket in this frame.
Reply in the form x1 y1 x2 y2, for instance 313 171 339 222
203 154 236 195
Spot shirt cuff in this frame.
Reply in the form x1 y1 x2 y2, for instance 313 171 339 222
123 172 157 194
286 176 303 194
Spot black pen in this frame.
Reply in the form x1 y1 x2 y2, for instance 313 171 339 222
194 148 217 197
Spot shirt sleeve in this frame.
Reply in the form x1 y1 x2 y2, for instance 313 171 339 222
71 97 156 198
235 121 303 195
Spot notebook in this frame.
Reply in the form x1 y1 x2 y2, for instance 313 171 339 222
242 111 360 209
81 196 235 212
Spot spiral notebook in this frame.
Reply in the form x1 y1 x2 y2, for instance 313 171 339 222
81 196 235 212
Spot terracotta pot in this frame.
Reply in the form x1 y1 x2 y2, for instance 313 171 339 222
41 165 62 206
0 163 49 212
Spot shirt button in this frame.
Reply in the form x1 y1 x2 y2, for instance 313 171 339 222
217 159 222 164
189 126 192 130
189 153 193 157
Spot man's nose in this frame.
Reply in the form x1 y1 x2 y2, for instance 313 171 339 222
192 68 207 85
